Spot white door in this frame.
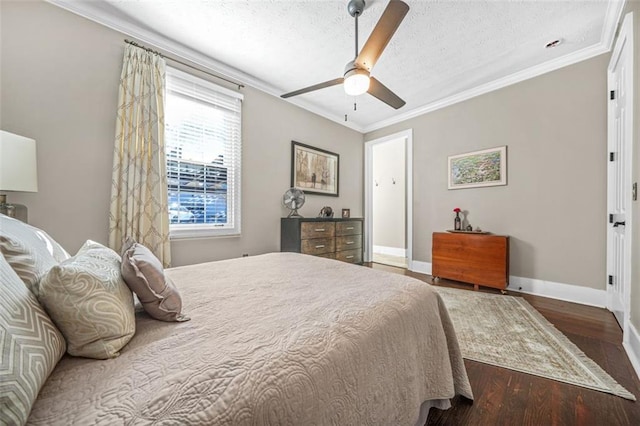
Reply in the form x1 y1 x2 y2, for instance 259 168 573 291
606 13 634 331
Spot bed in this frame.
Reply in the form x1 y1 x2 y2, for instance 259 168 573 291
24 252 472 425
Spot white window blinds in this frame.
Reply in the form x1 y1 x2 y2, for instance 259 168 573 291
165 67 243 238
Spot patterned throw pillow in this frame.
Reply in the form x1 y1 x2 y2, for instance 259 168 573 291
121 240 190 322
0 214 70 296
38 240 136 359
0 254 66 425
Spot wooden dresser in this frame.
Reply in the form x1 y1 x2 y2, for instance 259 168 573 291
432 232 509 291
281 218 363 264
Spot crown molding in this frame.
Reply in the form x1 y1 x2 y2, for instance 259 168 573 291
361 42 611 133
601 0 627 51
46 0 624 136
44 0 364 133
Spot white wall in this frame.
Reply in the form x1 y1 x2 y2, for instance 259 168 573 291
0 1 364 266
372 138 405 252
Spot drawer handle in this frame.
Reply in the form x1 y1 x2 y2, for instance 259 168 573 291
346 227 354 230
315 245 325 249
346 255 354 259
315 228 325 232
346 241 354 245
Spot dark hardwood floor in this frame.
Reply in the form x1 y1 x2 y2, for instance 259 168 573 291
365 262 640 425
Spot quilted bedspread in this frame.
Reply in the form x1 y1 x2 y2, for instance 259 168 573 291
28 253 472 425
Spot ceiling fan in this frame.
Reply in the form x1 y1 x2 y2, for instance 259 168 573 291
281 0 409 109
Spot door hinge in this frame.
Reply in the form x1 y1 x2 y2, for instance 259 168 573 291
609 214 614 223
610 90 616 100
610 152 615 162
633 182 638 201
608 275 614 285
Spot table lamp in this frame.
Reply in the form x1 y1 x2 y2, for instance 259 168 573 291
0 130 38 222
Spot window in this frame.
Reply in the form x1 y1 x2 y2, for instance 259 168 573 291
165 67 242 238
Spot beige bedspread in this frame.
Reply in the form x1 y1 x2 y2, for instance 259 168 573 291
28 253 472 425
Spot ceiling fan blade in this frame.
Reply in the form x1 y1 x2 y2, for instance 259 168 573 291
367 77 405 109
281 78 344 98
355 0 409 72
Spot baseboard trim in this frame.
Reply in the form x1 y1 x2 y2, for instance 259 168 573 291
410 260 432 275
372 245 406 257
409 265 607 309
507 276 606 308
624 322 640 381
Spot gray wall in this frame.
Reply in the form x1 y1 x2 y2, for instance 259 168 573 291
0 1 363 267
372 138 406 250
366 54 609 291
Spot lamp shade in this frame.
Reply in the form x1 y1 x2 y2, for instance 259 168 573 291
0 131 38 192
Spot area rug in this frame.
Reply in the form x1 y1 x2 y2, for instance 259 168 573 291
434 286 636 400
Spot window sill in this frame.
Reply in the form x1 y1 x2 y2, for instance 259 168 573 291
169 226 241 240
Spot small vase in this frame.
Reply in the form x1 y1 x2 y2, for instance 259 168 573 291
454 212 461 230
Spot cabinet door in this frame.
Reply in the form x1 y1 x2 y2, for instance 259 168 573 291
335 249 362 264
301 237 335 255
336 221 361 236
336 235 362 251
301 222 335 239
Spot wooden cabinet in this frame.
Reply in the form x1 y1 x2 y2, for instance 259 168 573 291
432 232 509 291
281 218 363 264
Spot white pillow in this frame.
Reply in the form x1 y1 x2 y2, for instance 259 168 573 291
0 214 70 296
38 240 136 359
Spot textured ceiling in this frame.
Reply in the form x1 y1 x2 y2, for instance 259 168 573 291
51 0 621 132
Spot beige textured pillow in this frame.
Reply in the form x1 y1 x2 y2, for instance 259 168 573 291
122 241 189 322
0 254 66 425
38 240 136 359
0 214 67 296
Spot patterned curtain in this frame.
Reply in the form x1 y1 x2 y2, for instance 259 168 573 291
109 44 171 267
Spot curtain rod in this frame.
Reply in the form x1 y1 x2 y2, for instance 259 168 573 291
124 39 245 90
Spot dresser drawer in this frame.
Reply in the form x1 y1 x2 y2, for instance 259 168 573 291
301 222 335 240
336 235 362 252
335 249 362 263
315 252 336 260
336 221 361 236
301 237 335 255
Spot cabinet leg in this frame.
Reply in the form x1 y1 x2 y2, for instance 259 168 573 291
473 284 479 291
500 289 507 295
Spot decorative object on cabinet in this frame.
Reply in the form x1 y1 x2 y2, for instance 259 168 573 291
432 232 509 292
291 141 339 196
318 206 334 218
282 188 305 218
342 208 351 218
0 131 38 223
281 218 363 264
453 207 462 231
448 146 507 190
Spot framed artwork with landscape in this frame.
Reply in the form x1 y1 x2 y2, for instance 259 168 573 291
448 146 507 190
291 141 339 196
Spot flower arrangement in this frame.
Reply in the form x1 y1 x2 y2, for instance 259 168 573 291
453 207 462 230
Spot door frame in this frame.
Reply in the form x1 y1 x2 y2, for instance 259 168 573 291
606 12 634 341
364 129 413 268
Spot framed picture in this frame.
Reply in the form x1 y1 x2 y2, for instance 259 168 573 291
291 141 339 196
341 208 350 218
448 146 507 190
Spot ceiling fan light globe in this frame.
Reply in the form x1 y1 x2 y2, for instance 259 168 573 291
344 71 370 96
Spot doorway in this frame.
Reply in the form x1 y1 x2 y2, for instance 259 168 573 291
364 129 413 269
606 12 634 335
